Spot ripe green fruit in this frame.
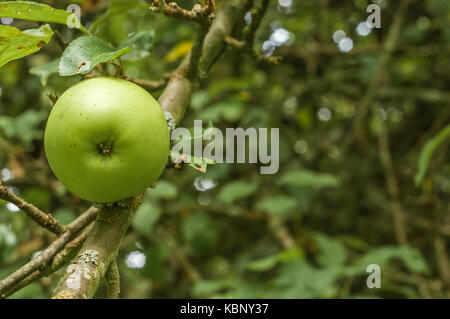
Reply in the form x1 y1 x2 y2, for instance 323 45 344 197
44 77 169 203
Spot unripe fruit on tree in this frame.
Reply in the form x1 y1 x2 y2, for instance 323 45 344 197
44 77 170 203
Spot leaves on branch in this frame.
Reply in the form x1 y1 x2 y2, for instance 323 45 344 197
415 124 450 186
169 150 215 173
119 30 155 61
0 24 53 68
58 36 130 76
0 1 89 34
277 169 341 189
29 58 59 86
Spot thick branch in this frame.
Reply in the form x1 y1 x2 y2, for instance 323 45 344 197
105 261 120 299
50 0 247 299
198 0 243 77
0 207 98 297
0 180 66 235
159 0 245 125
52 195 142 299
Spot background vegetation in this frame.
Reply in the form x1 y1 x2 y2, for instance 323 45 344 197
0 0 449 298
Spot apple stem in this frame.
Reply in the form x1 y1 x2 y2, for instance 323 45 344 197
98 142 113 155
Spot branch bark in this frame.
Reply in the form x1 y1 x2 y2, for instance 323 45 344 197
1 225 91 298
150 0 216 27
105 261 120 299
48 0 247 299
0 180 66 235
0 207 97 297
159 0 245 125
52 195 142 299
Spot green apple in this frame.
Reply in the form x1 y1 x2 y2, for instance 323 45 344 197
44 77 170 203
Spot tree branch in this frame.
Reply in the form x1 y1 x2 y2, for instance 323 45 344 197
348 0 411 145
375 106 409 246
223 0 281 66
128 74 171 91
0 180 66 235
1 225 91 298
52 195 142 299
0 207 98 297
150 0 216 27
159 0 245 125
48 0 247 299
105 260 120 299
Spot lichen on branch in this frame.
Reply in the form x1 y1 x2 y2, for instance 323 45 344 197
52 195 142 299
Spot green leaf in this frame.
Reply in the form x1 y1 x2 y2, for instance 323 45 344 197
0 24 53 67
170 150 216 173
131 201 162 237
415 124 450 186
272 257 341 298
199 100 245 122
119 30 155 61
314 233 347 267
193 279 233 297
182 212 219 256
58 35 130 76
256 195 297 216
88 0 148 34
246 247 303 272
148 180 178 200
29 58 59 86
347 246 430 276
246 255 279 272
278 169 340 188
0 1 89 34
217 180 258 204
0 109 46 149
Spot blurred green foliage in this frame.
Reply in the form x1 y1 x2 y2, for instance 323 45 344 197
0 0 449 299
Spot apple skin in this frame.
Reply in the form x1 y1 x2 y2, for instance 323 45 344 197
44 77 169 203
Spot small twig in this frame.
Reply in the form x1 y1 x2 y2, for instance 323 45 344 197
411 217 450 237
53 30 67 51
0 207 98 297
385 270 432 298
47 93 58 105
150 0 216 27
346 0 411 148
375 106 408 246
242 0 270 44
128 74 171 91
224 35 281 66
164 234 202 282
279 43 450 60
268 215 296 249
224 0 281 66
433 237 450 285
2 226 91 298
105 260 120 299
0 180 66 235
